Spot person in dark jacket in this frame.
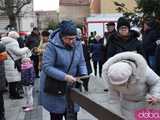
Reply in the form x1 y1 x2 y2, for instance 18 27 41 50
88 32 96 46
103 22 117 91
81 43 92 91
106 17 144 60
25 27 40 50
90 35 104 77
102 22 116 64
142 16 160 71
0 42 6 120
25 27 40 78
104 22 116 41
77 28 92 91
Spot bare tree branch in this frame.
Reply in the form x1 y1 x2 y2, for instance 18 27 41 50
0 0 32 29
15 0 32 15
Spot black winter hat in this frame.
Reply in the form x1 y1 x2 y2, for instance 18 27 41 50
33 27 39 31
117 17 130 30
60 20 77 37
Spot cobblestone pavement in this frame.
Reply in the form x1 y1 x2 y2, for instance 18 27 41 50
4 75 122 120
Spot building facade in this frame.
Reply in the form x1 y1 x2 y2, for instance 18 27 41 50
0 1 36 32
59 0 90 24
35 11 59 30
90 0 101 14
0 15 9 33
18 1 37 32
90 0 137 14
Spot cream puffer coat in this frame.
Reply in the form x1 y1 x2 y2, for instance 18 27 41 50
102 52 160 120
1 37 30 83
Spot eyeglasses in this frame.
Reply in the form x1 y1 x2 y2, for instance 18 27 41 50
64 36 76 41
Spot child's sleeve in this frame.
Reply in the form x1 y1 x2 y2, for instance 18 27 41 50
30 67 35 80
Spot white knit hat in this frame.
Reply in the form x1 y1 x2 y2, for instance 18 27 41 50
108 61 132 85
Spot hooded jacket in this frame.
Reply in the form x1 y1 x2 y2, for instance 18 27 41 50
1 37 30 60
1 37 30 83
39 31 87 113
102 52 160 120
106 32 144 60
142 28 160 58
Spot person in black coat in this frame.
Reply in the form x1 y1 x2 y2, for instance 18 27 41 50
106 17 144 60
82 42 92 91
103 22 116 92
0 42 6 120
25 27 40 78
142 16 160 71
104 22 116 42
77 28 92 91
102 22 116 64
90 35 104 77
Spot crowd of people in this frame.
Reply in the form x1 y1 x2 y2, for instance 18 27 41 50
0 28 50 119
89 16 160 120
0 16 160 120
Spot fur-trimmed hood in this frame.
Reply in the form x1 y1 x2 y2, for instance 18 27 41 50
102 52 148 84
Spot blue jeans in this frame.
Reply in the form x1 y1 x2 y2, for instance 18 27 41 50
148 56 156 71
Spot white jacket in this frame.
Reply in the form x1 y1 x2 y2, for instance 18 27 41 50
1 37 30 60
1 37 30 82
102 52 160 120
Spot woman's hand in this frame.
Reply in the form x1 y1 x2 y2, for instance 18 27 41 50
146 95 159 105
65 74 76 83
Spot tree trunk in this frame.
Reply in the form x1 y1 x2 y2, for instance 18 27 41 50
8 15 17 30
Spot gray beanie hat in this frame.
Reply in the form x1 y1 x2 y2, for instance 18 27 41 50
108 61 132 85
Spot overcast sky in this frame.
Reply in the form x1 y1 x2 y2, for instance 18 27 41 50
33 0 59 11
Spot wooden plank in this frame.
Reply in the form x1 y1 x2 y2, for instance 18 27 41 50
70 89 124 120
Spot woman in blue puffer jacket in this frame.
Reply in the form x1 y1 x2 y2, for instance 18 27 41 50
39 20 87 120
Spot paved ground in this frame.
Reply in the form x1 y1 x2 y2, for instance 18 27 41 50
5 60 160 120
4 74 122 120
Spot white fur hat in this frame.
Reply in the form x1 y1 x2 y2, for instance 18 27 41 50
108 61 132 85
8 31 19 39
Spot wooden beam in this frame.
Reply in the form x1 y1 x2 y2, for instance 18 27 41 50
70 89 124 120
